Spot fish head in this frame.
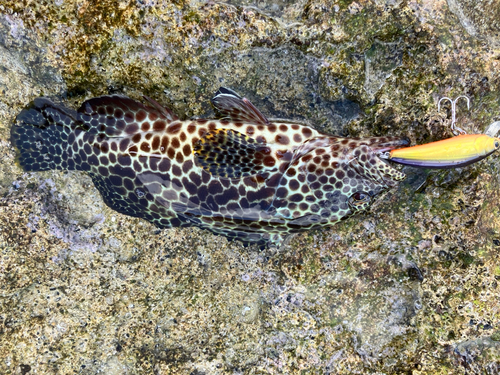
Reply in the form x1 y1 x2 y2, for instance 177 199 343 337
281 136 409 222
340 137 408 210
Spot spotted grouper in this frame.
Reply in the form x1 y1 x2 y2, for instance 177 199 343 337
11 87 409 247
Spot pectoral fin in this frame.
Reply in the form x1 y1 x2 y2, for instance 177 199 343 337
193 128 275 178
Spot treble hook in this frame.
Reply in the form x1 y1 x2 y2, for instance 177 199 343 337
438 96 470 136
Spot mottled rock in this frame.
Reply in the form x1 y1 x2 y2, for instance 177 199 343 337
447 0 500 47
364 40 403 102
1 0 500 374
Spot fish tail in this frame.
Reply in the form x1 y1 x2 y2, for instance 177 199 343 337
11 98 80 172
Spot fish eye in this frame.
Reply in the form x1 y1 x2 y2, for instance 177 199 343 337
495 141 500 149
348 191 371 207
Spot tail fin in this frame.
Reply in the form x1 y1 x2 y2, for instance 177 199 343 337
11 98 79 172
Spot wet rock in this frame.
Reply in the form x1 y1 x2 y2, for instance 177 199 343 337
364 40 403 102
198 45 352 133
223 0 304 20
38 172 106 228
447 0 500 47
1 0 500 373
454 336 500 373
0 14 66 196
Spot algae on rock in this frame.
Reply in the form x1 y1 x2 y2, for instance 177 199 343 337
1 0 500 374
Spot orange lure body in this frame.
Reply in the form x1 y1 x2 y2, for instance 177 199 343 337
388 134 500 168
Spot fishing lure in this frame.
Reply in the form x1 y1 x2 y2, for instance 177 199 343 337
387 133 500 168
382 96 500 168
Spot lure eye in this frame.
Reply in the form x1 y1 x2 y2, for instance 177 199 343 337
495 141 500 149
348 191 372 207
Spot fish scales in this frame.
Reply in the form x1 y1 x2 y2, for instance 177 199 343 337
11 87 408 247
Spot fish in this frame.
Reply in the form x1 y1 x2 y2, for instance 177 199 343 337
387 134 500 168
10 87 409 247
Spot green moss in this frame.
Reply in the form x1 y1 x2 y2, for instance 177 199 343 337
494 266 500 277
183 10 201 23
491 331 500 341
329 317 342 327
341 6 410 46
458 252 475 267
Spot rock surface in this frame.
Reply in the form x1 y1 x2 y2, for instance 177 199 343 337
1 0 500 373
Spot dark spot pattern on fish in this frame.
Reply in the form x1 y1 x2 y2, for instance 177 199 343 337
10 89 409 247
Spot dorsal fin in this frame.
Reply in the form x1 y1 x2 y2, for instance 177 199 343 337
79 95 147 117
76 95 175 137
211 87 270 125
193 128 275 178
143 95 179 122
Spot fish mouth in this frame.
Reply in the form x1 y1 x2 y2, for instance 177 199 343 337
370 137 410 153
359 137 409 184
371 137 410 164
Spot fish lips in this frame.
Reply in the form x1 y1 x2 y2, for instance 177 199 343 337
371 137 410 167
370 137 410 153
